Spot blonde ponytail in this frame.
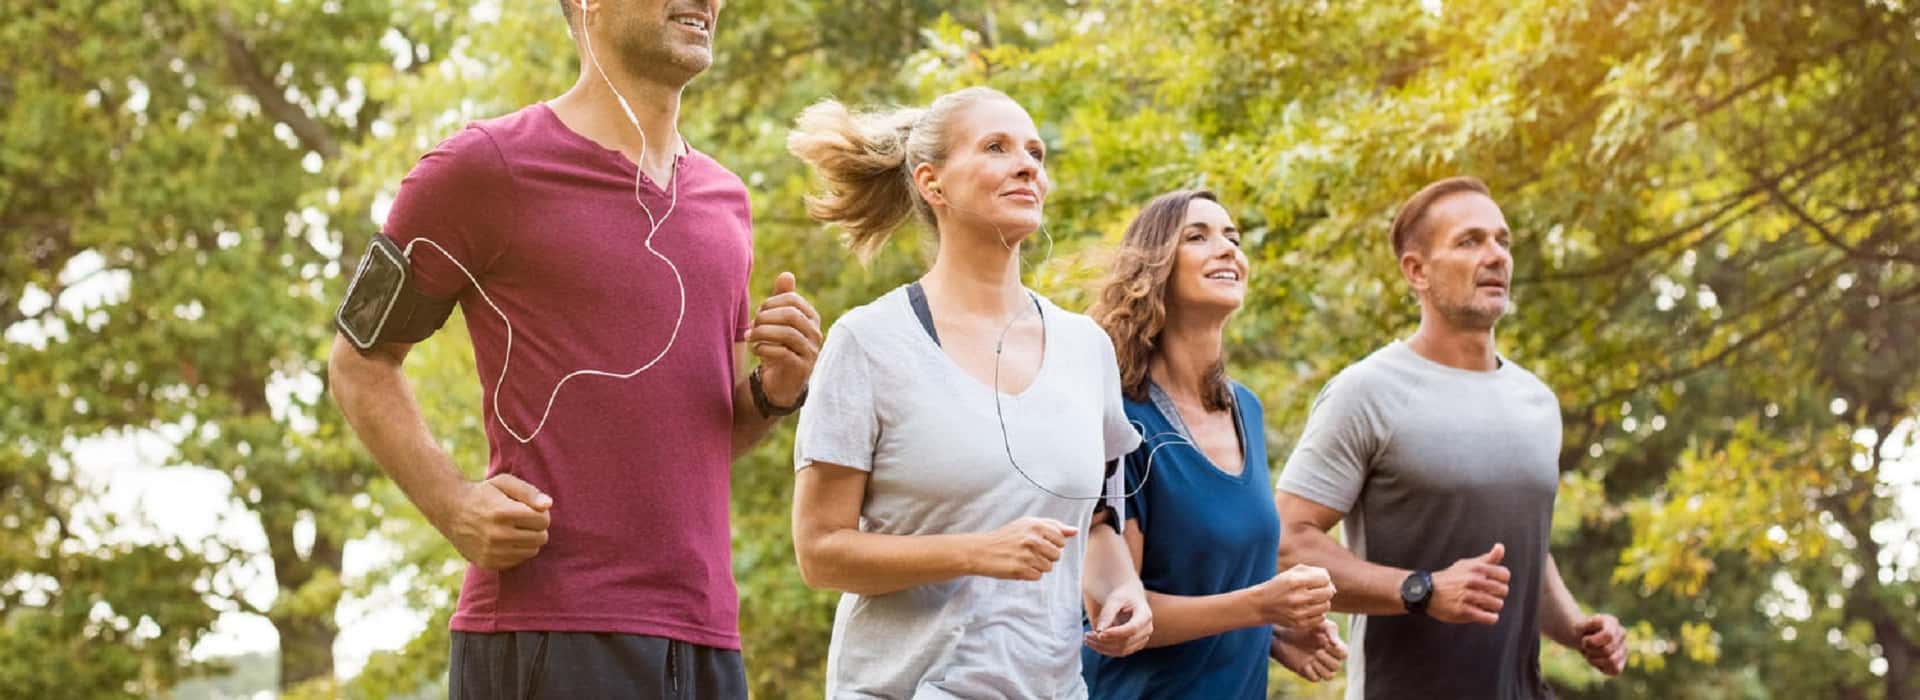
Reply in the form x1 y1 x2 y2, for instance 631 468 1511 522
787 87 1013 262
787 101 925 261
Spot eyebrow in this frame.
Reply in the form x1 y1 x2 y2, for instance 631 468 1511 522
1453 225 1510 239
979 131 1044 147
1182 222 1240 234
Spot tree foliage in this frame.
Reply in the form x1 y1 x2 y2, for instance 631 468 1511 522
3 1 1913 698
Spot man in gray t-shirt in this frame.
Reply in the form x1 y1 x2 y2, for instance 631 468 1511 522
1275 177 1628 700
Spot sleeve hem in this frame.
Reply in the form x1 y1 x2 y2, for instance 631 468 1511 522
1274 481 1355 516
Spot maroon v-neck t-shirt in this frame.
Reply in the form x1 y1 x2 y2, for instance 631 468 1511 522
384 103 753 649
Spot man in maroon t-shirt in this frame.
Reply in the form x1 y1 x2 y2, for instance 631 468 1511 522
328 1 819 696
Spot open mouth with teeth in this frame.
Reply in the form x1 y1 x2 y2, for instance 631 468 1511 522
1205 271 1242 282
671 16 709 32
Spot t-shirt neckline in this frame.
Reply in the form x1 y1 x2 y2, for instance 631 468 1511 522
1145 379 1251 483
534 101 693 190
898 284 1055 402
1390 339 1511 378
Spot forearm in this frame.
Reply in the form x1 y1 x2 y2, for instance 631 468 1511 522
1081 525 1143 608
1280 523 1408 616
1137 588 1265 648
729 371 781 458
328 338 467 526
795 528 981 596
1538 554 1585 647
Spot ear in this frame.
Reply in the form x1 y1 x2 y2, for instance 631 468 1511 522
569 0 595 34
912 162 943 207
579 0 607 27
1400 250 1430 293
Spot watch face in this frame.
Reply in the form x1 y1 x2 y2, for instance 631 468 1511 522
1403 575 1430 600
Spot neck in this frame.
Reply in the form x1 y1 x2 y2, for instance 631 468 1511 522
1406 305 1499 371
550 53 686 181
1149 306 1228 407
921 221 1028 318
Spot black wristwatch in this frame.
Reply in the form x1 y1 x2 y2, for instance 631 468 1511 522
749 366 807 419
1401 570 1434 616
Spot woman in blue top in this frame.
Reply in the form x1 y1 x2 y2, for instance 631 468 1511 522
1083 190 1348 698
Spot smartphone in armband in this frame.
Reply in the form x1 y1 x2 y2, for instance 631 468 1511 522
334 233 455 353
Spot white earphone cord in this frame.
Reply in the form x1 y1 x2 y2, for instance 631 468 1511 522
959 207 1168 662
931 195 1169 501
401 2 685 445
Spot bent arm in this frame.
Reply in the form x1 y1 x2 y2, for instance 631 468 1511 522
1082 515 1145 617
1277 490 1410 616
1103 517 1269 648
730 342 783 458
1538 553 1585 648
327 335 468 528
790 461 982 596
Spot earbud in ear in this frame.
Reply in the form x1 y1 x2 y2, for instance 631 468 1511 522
929 183 942 195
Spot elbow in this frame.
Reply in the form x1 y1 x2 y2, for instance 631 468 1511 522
794 546 892 596
791 536 840 592
1277 522 1314 569
1275 550 1301 571
327 336 401 407
326 338 359 407
795 563 870 596
794 556 828 591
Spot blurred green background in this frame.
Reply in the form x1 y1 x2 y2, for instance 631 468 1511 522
3 1 1917 698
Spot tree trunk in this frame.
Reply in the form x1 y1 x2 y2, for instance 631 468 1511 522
1835 437 1920 700
1874 614 1918 700
274 608 340 690
266 518 344 690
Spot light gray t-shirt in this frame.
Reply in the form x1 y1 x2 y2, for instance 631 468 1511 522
794 285 1142 700
1276 341 1562 700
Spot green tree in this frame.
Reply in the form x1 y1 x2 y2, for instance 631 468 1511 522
7 1 1913 698
976 1 1919 697
2 0 472 694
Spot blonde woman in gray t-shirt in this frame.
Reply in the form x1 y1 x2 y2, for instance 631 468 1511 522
786 87 1154 699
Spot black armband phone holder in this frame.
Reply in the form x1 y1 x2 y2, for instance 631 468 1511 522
334 233 456 353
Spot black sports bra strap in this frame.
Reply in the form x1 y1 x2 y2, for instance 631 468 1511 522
907 281 940 347
907 281 1044 350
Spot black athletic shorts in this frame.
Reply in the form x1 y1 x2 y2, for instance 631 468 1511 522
449 631 747 699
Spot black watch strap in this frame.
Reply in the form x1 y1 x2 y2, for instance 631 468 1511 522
750 366 807 418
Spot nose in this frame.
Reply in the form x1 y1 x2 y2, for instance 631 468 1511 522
1482 240 1510 271
1012 151 1040 182
1212 237 1239 259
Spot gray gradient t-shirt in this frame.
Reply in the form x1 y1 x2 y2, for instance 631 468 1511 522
1277 341 1562 700
794 285 1141 699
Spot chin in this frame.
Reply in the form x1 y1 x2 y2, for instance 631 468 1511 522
1172 292 1244 316
1472 306 1510 327
648 37 712 71
1205 288 1247 309
672 50 712 75
992 215 1043 239
1440 301 1505 331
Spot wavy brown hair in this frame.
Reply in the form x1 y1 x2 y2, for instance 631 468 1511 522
1089 189 1232 411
